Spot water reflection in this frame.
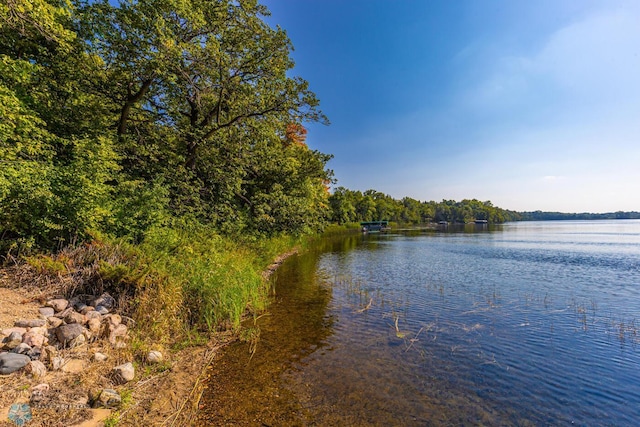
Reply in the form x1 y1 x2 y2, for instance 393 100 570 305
200 221 640 426
197 237 341 425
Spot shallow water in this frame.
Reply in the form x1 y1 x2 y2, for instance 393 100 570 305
199 220 640 425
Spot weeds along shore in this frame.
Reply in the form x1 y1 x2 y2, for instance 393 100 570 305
1 223 311 425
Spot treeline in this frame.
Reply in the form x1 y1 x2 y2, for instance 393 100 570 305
328 188 521 225
1 0 332 252
520 211 640 221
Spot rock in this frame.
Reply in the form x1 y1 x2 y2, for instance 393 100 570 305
95 305 110 315
0 352 31 374
55 323 86 345
121 316 135 327
64 311 86 325
22 329 48 347
12 343 32 355
46 298 69 312
25 360 47 378
2 327 27 337
87 317 102 337
85 310 102 321
51 356 64 371
15 319 46 328
95 388 121 408
39 307 55 318
47 316 63 328
27 346 42 361
74 302 88 313
54 307 74 319
3 331 23 350
30 383 50 403
112 362 135 383
105 314 122 327
147 350 163 364
80 305 95 315
108 324 128 345
93 352 108 362
60 358 86 373
40 345 57 364
93 293 116 311
69 333 86 348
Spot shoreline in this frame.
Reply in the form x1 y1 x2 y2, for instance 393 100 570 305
0 247 301 426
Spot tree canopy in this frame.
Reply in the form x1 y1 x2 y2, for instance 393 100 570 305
1 0 333 251
327 188 521 225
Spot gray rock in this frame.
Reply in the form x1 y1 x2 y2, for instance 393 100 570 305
95 305 110 315
55 323 86 345
15 319 46 328
112 362 135 383
46 299 69 312
39 307 55 318
3 332 23 350
95 388 121 408
0 352 31 374
27 346 42 361
93 293 116 310
12 343 32 355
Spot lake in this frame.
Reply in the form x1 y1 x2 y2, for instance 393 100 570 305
199 220 640 425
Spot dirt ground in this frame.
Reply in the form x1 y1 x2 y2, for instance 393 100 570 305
0 272 226 427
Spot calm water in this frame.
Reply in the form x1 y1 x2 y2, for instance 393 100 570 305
200 220 640 426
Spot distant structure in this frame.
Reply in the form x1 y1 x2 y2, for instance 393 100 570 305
360 221 389 233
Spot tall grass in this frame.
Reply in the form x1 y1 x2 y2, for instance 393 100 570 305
15 221 306 347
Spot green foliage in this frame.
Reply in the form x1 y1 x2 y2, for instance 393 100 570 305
328 188 520 225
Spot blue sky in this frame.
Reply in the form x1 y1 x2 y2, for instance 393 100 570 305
262 0 640 213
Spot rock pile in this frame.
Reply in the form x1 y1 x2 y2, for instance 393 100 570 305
0 292 159 409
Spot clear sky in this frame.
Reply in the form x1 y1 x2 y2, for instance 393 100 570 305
262 0 640 213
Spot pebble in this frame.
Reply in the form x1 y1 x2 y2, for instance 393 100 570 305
47 316 63 328
147 350 164 364
39 307 55 318
0 352 31 374
55 323 86 345
12 342 32 355
95 305 110 315
95 388 121 408
112 362 135 383
3 331 23 350
22 329 48 347
93 293 115 310
64 311 86 324
30 383 50 403
25 360 47 378
108 324 128 345
93 352 108 362
46 299 69 312
85 310 102 321
14 319 46 328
